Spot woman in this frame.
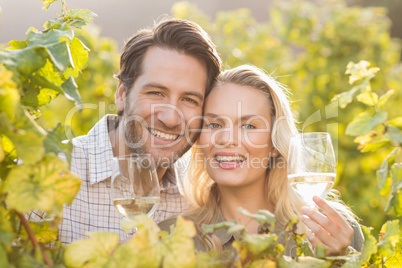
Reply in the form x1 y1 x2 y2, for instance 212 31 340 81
159 65 363 256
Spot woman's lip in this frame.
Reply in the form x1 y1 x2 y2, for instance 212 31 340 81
214 151 245 157
217 161 244 170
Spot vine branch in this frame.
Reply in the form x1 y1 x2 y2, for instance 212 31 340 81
17 212 53 266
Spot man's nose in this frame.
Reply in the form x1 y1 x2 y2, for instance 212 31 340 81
155 104 183 129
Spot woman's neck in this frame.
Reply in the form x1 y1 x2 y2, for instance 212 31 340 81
218 184 272 234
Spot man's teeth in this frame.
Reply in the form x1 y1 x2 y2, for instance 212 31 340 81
215 155 246 163
149 129 179 141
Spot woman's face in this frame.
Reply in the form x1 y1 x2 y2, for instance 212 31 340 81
199 82 276 189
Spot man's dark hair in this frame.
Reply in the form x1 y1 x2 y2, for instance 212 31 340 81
115 18 221 101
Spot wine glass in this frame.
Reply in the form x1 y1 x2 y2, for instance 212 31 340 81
287 132 336 207
111 154 160 223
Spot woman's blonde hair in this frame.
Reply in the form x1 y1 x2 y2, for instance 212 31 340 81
183 64 355 251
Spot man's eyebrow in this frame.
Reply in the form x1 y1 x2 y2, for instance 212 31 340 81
142 83 204 101
183 91 204 101
141 83 168 90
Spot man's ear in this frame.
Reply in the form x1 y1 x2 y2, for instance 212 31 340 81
115 81 126 112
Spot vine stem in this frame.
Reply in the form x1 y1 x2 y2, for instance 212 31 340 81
17 212 53 266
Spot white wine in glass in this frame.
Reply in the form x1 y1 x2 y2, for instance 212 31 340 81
111 154 160 221
287 132 336 207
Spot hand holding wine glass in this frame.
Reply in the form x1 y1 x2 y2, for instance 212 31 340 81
111 154 160 225
288 132 354 256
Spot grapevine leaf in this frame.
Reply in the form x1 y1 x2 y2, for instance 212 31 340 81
46 41 74 71
26 221 58 244
63 37 89 78
8 40 28 49
242 233 277 255
385 164 402 216
227 224 246 234
27 27 74 47
121 213 160 235
161 216 196 268
0 207 14 247
356 92 378 106
377 220 400 257
61 77 82 105
6 131 44 165
3 155 81 215
345 61 380 85
376 148 398 192
388 117 402 128
42 0 58 11
237 207 276 227
315 243 326 258
361 140 390 153
360 226 377 262
388 126 402 144
384 240 402 268
63 9 97 27
345 111 387 136
202 220 236 235
113 225 162 268
378 89 395 108
0 67 20 121
43 123 72 163
64 232 119 268
331 87 359 109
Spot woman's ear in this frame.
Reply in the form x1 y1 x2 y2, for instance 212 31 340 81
271 148 280 158
115 81 126 113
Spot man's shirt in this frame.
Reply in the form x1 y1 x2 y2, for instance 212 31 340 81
29 115 189 245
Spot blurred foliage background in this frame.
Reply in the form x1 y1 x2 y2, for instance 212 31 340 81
23 0 402 234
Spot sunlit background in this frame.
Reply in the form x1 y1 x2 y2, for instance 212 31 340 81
1 0 401 235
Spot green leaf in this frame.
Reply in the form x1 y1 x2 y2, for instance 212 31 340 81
8 40 28 49
345 111 387 136
331 87 359 109
378 89 395 108
237 207 276 227
61 77 82 105
26 221 58 244
63 9 97 27
356 92 378 106
46 41 74 71
360 226 377 262
315 243 325 258
388 117 402 128
243 233 277 255
42 0 58 11
161 216 196 268
113 218 162 268
227 224 246 234
0 67 20 121
345 61 380 85
63 37 89 78
6 131 44 165
121 213 160 235
378 220 400 257
202 220 236 235
361 140 390 153
388 126 402 144
3 155 81 215
64 232 119 268
376 148 398 192
43 123 72 162
385 164 402 216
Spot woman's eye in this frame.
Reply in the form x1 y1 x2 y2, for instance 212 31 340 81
205 123 221 129
242 124 256 129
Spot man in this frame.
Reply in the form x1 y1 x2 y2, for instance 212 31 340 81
29 18 221 245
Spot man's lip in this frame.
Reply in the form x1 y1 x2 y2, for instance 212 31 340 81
147 127 182 137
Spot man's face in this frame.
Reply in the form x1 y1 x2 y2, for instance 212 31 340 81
116 47 208 168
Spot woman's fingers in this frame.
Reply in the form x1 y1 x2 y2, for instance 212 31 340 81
301 196 354 256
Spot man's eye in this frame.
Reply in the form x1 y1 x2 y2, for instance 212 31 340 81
148 91 163 96
205 123 221 129
242 124 256 129
183 97 198 105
